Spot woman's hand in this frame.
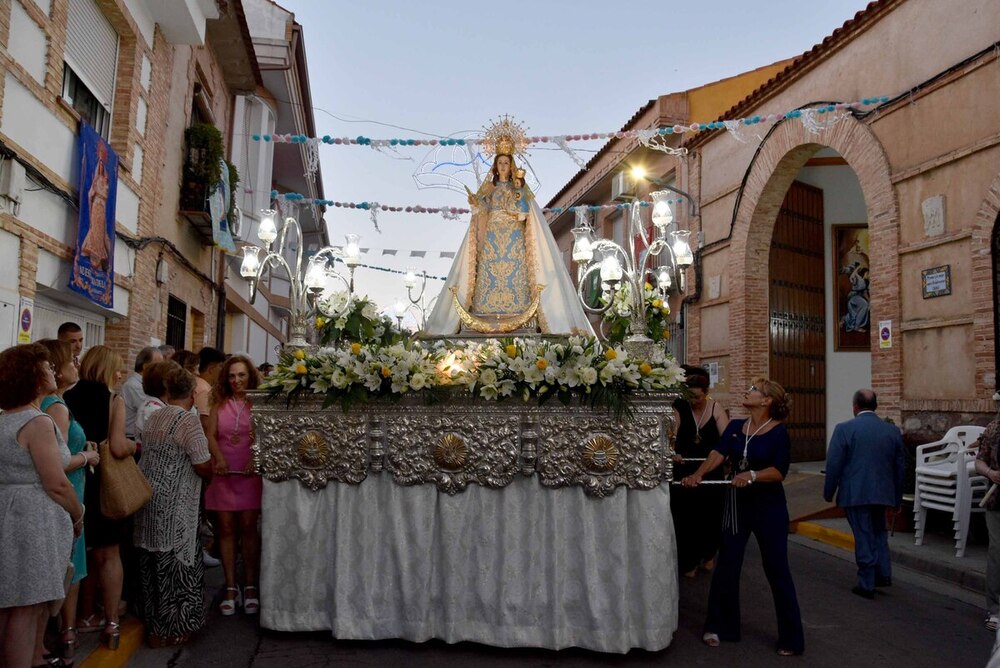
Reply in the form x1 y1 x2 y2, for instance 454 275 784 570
214 456 229 476
241 459 257 475
680 474 702 488
81 449 100 468
732 471 754 488
672 454 684 464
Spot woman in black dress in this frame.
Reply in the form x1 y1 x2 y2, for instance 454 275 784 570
64 345 135 650
671 366 729 577
681 377 805 657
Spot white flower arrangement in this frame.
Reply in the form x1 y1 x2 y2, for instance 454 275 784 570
262 336 684 416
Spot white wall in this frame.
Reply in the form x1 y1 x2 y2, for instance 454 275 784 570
796 151 872 447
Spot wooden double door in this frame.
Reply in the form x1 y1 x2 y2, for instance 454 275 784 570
768 181 826 462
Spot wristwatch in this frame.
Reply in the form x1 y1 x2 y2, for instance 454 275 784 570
749 470 757 484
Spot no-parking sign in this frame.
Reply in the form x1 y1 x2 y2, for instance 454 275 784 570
17 296 33 344
878 320 892 349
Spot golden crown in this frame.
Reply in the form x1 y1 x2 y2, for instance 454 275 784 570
482 115 529 158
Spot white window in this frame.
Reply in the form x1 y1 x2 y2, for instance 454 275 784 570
62 0 119 137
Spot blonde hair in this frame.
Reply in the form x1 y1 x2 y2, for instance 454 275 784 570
751 377 791 421
79 344 125 388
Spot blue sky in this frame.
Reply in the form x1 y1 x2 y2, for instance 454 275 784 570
285 0 874 323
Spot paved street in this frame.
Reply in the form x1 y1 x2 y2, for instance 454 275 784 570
124 536 992 667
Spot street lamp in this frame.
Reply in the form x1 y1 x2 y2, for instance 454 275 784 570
239 208 357 348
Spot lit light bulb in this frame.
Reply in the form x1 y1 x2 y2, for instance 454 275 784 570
599 255 623 282
671 230 694 267
344 234 362 267
403 268 418 289
303 259 325 291
257 209 277 245
393 299 407 317
240 246 261 278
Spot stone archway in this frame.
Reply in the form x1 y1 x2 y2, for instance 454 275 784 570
728 116 901 421
972 171 1000 397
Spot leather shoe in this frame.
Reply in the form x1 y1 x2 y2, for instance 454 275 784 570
875 576 892 587
852 585 875 599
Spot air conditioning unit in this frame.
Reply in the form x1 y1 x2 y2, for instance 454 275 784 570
611 171 635 202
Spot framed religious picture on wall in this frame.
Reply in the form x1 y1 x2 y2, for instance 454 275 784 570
832 224 871 351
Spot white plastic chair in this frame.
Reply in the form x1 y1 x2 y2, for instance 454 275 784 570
913 426 987 558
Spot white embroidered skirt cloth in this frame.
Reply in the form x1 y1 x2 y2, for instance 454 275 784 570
260 476 678 653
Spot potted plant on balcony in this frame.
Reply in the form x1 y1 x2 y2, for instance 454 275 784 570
181 122 224 212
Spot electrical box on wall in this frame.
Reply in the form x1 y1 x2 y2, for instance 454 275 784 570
0 158 26 204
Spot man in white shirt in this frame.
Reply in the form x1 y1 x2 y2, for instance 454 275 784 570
121 346 163 441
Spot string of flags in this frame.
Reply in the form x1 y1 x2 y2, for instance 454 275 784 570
252 96 891 149
272 190 684 223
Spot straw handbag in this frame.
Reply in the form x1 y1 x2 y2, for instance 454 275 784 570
98 394 152 519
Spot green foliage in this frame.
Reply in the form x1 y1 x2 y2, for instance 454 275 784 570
184 123 224 192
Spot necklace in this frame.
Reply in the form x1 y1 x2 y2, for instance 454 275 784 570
692 399 712 445
739 417 772 471
230 397 249 445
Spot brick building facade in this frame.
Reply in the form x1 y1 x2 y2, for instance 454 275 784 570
0 0 325 367
548 0 1000 455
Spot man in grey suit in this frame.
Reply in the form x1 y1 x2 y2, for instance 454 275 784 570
824 388 906 599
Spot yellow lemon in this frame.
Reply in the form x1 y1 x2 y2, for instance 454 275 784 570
662 329 671 340
505 344 518 358
294 363 308 375
316 316 326 328
644 282 653 291
351 342 362 355
536 358 548 370
639 362 652 376
652 298 663 308
605 349 618 361
293 349 305 360
661 306 670 315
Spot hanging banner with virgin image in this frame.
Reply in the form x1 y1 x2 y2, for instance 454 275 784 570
69 121 118 308
208 158 236 253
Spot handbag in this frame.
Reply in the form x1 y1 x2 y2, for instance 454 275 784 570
98 393 152 519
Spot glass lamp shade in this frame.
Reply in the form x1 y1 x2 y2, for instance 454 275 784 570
393 299 408 317
571 229 594 263
344 234 362 267
599 255 623 282
257 209 278 245
303 259 326 291
650 190 674 230
671 230 694 267
656 267 672 291
240 246 261 278
403 267 418 289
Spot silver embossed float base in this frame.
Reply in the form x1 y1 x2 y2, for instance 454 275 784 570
251 391 678 497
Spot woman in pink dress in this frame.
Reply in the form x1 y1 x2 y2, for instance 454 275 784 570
204 355 262 616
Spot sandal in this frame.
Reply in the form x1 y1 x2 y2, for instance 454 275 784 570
986 614 1000 631
61 627 78 662
76 615 103 633
101 621 121 651
243 585 259 615
702 632 720 647
220 586 241 616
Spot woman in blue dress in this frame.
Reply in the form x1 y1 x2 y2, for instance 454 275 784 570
681 377 805 657
39 339 100 662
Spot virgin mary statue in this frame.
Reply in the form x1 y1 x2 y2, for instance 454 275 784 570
423 118 594 337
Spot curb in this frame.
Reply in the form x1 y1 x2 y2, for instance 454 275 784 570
791 520 986 594
791 520 855 551
78 618 143 668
